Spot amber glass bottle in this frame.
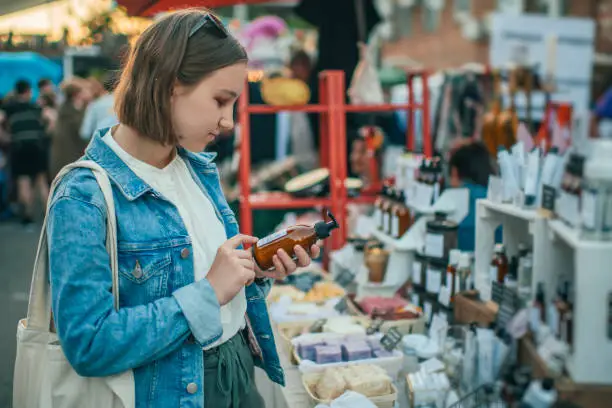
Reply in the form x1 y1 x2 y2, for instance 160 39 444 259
490 244 508 284
253 211 339 271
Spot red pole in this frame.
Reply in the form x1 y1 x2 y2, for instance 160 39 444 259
421 72 432 157
319 73 329 169
407 73 415 152
238 81 253 236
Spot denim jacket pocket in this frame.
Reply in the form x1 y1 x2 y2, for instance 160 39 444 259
118 243 172 302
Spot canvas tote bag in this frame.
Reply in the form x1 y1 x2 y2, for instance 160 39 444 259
13 160 135 408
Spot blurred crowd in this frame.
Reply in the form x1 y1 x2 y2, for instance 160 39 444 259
0 72 118 228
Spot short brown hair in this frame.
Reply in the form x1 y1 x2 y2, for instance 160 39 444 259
114 9 248 145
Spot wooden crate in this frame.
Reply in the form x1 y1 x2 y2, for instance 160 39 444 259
453 292 497 326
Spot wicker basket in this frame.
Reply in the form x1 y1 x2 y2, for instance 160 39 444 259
345 295 427 335
302 371 397 408
277 316 372 362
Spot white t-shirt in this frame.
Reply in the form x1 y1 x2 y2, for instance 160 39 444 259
103 131 245 348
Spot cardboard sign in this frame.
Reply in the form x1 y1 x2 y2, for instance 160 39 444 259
334 297 348 314
380 327 403 352
366 317 384 335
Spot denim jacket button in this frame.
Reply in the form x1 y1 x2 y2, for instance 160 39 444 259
186 382 198 394
181 248 190 259
132 260 143 279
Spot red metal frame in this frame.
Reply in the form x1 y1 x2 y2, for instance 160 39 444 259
238 69 430 250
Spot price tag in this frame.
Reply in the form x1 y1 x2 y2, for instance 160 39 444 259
541 184 556 212
380 327 403 352
309 318 327 333
438 286 451 307
335 269 356 288
334 297 348 314
366 317 384 335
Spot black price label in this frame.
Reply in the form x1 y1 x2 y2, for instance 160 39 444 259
309 318 327 333
334 297 348 314
496 288 519 330
335 269 356 288
366 317 384 335
492 282 504 304
541 184 556 212
380 327 403 352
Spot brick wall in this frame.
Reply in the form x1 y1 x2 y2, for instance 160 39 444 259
381 3 492 70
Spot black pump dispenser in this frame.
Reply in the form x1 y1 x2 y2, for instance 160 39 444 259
314 210 339 239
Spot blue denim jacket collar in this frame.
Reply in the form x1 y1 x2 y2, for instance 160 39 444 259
85 128 218 201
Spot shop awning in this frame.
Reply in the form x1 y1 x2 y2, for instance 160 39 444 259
117 0 292 16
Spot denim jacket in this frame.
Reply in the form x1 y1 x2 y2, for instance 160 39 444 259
47 129 284 408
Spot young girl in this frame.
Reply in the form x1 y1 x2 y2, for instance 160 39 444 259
47 9 319 408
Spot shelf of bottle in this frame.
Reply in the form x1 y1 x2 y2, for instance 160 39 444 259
245 103 424 115
247 104 327 114
244 192 377 210
344 103 423 113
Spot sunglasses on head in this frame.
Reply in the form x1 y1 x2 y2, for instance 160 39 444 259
189 13 228 39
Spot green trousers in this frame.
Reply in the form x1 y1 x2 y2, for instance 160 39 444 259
203 330 266 408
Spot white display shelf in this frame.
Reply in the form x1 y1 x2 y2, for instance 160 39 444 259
475 199 551 303
370 216 428 251
476 199 612 384
547 218 612 385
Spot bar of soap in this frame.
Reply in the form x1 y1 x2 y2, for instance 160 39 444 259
315 345 343 364
298 339 325 362
342 342 373 361
367 338 382 351
373 348 394 358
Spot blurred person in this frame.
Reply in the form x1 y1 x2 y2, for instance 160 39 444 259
80 71 119 141
37 78 56 103
45 9 319 408
1 79 49 226
87 76 106 100
40 93 58 134
448 141 499 251
49 80 91 179
289 49 312 83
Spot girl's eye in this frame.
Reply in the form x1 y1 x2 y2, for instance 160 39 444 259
215 98 229 107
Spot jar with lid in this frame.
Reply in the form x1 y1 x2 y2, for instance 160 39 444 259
391 191 411 239
447 249 461 299
373 186 388 232
425 258 446 296
455 253 472 294
381 187 395 235
581 140 612 240
490 243 508 284
425 212 458 262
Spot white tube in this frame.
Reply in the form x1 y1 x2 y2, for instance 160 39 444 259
476 328 495 386
540 147 560 186
524 147 542 207
498 146 520 202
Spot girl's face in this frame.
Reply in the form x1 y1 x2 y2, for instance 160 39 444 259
171 62 246 152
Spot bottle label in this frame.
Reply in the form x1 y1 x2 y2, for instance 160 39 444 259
426 268 442 293
489 266 498 283
382 213 390 234
412 261 422 285
391 214 399 238
446 272 453 292
256 229 288 248
374 208 382 228
425 233 444 258
581 189 597 230
604 190 612 232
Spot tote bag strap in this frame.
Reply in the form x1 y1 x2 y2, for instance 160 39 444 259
26 160 119 330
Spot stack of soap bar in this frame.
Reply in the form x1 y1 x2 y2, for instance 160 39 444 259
298 339 325 361
314 345 343 364
324 338 345 348
342 342 372 361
